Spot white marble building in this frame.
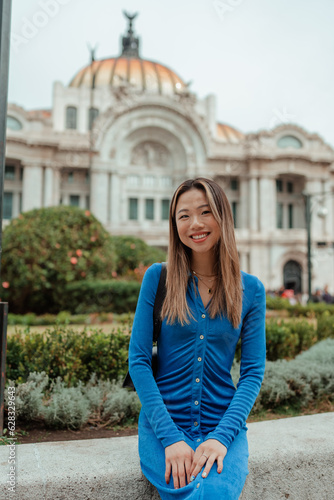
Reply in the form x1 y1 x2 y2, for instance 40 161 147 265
5 14 334 294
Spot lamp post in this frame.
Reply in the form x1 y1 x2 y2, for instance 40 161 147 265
303 192 329 303
0 0 12 434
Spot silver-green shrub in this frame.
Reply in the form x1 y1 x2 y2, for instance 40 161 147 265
102 381 141 424
234 339 334 412
5 372 49 420
43 378 91 429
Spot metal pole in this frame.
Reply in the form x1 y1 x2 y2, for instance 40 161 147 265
88 45 96 211
0 0 12 434
305 193 312 302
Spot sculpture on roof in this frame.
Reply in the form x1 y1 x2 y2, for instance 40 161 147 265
121 11 140 57
123 11 138 34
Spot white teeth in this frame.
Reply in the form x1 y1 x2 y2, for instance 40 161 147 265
192 233 208 240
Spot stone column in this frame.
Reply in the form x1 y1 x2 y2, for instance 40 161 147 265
156 197 162 222
79 196 86 209
119 175 127 224
53 168 61 206
138 197 145 223
62 194 69 205
323 180 333 238
44 166 54 207
90 170 108 224
249 177 258 231
305 179 323 240
12 192 20 219
239 178 249 229
110 173 121 225
240 251 248 272
259 177 276 232
22 164 43 211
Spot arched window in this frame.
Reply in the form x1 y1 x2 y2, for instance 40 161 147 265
66 106 77 129
283 260 302 293
6 115 23 131
88 107 99 130
277 135 302 149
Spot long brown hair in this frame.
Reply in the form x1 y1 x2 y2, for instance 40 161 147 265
161 177 242 328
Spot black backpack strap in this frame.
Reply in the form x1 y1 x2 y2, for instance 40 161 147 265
153 262 167 343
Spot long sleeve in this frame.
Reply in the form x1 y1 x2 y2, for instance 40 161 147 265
204 278 266 449
128 263 186 448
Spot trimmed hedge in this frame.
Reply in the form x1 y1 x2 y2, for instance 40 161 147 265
7 311 134 327
61 280 141 314
6 326 130 385
6 315 334 386
266 296 334 317
234 317 320 362
3 339 334 430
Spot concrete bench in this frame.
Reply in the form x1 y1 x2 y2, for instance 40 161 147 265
0 413 333 499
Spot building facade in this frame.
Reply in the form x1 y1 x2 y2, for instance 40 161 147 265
5 15 334 293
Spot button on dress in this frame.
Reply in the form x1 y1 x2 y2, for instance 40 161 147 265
129 263 266 499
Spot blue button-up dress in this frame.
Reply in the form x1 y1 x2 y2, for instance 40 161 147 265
129 263 266 499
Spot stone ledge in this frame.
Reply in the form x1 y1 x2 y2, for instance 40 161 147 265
0 413 333 500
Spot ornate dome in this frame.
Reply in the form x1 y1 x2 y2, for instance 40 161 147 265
69 11 186 95
216 123 244 143
69 57 186 95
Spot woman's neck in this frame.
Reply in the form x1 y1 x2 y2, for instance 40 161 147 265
190 251 216 276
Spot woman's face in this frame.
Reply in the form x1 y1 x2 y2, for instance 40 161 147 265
175 188 221 257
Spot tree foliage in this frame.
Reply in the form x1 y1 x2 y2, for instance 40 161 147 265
1 206 116 313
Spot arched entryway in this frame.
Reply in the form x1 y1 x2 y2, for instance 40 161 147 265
283 260 302 293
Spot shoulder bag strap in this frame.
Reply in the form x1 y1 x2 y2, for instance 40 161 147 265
153 262 167 343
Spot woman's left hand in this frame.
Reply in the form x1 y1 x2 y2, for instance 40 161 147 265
189 439 227 481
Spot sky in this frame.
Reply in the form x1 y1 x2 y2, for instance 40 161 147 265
7 0 334 148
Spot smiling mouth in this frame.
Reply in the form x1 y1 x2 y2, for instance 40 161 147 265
190 232 210 240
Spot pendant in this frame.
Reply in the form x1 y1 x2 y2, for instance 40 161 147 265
208 288 211 294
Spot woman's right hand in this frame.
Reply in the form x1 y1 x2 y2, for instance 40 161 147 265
165 440 194 489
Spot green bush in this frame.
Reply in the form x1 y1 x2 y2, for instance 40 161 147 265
6 314 327 389
1 206 116 314
265 319 317 361
266 295 334 317
111 235 166 275
61 280 141 314
7 311 135 327
234 318 318 363
6 326 130 385
266 296 291 311
4 340 333 429
317 313 334 340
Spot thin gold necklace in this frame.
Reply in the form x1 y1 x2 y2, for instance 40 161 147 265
192 271 216 294
192 270 217 281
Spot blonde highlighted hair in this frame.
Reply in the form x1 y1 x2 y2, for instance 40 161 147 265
161 177 242 329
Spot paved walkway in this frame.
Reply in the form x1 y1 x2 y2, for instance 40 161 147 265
0 413 333 499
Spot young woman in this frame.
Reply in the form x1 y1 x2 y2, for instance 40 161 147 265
129 177 266 499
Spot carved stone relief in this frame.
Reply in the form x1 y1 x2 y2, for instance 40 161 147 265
131 141 171 168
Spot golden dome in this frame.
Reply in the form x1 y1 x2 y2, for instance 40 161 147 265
69 57 186 95
216 123 244 143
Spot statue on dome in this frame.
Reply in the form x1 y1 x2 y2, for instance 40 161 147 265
121 11 140 57
123 11 138 34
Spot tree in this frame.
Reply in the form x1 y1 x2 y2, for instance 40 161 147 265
1 207 116 313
